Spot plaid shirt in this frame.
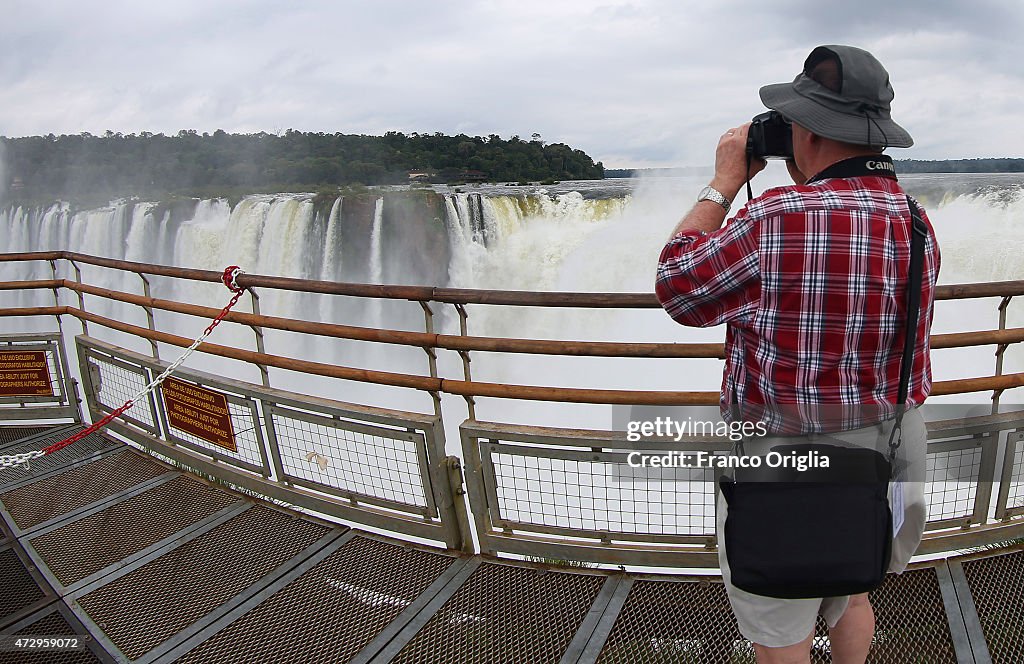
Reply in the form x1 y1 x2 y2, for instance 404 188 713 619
656 173 941 434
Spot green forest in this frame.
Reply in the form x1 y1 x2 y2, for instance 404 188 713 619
0 130 605 206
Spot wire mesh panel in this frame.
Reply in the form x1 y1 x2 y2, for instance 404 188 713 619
391 561 605 663
267 404 434 516
73 336 462 549
73 506 330 662
82 352 158 434
27 475 238 589
486 443 719 541
154 379 269 475
961 549 1024 663
925 443 983 525
597 578 743 664
0 448 167 531
175 536 456 664
463 422 726 565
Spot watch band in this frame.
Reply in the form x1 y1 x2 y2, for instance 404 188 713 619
697 185 731 214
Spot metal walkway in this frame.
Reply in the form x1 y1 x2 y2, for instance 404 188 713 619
0 426 1016 663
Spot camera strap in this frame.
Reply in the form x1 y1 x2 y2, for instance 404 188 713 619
746 154 900 202
886 197 927 476
805 155 898 184
745 152 755 201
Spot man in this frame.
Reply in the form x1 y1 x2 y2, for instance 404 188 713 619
655 46 940 663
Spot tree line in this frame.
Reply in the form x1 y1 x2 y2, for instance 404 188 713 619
895 158 1024 173
0 129 605 206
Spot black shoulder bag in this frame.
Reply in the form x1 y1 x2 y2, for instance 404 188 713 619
719 199 927 599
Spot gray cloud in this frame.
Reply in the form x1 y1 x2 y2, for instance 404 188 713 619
0 0 1020 166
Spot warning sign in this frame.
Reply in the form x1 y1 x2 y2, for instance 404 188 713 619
162 377 237 452
0 350 54 397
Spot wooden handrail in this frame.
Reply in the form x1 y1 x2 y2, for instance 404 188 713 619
7 251 1022 306
52 280 722 358
3 303 1024 403
1 276 1019 358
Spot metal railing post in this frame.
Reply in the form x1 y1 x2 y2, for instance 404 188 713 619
47 259 65 337
992 296 1013 414
995 429 1023 521
455 303 477 420
247 288 271 387
419 300 473 551
419 301 443 418
68 259 89 335
139 273 160 359
446 456 475 553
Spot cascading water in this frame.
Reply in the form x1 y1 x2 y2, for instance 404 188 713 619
1 173 1023 430
320 197 344 283
368 197 384 285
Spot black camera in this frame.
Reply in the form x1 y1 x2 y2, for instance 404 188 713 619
747 111 793 160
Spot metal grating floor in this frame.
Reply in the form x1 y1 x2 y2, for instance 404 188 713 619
175 535 459 664
862 566 959 663
597 578 743 663
1 448 168 531
0 608 105 664
0 428 117 491
0 545 49 627
961 549 1024 663
391 561 606 663
804 565 960 663
28 474 239 588
0 426 61 448
74 505 330 661
0 436 1007 663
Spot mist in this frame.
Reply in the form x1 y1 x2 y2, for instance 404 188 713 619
0 140 7 204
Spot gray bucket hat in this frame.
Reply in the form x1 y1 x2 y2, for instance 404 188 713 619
759 45 913 148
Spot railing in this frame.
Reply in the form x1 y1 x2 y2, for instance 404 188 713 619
0 332 79 423
75 335 465 550
3 250 1024 566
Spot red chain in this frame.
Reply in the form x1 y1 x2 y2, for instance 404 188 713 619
40 266 246 457
43 401 134 455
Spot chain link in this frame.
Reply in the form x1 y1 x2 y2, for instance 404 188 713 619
0 450 45 470
1 267 246 470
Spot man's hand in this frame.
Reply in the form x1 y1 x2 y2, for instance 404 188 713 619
666 123 766 240
709 123 766 201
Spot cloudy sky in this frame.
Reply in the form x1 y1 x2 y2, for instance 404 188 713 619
3 0 1022 167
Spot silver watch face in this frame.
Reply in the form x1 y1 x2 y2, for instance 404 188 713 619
698 186 730 212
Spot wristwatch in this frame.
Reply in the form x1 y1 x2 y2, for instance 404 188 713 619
697 185 731 214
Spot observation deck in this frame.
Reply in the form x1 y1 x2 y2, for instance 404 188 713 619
3 251 1024 662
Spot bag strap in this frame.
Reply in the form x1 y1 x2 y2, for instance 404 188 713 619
887 197 928 473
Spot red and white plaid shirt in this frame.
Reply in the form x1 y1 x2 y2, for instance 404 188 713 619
657 171 941 434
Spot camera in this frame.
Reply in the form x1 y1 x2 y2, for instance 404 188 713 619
747 111 793 160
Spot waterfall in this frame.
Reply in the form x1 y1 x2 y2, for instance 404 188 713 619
2 175 1023 426
321 196 343 282
369 197 384 284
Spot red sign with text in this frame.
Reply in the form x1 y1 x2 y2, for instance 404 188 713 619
162 377 237 452
0 351 54 397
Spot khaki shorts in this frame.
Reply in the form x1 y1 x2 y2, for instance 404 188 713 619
716 408 928 648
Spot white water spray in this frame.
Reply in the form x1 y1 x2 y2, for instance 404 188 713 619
369 197 384 284
1 175 1022 425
